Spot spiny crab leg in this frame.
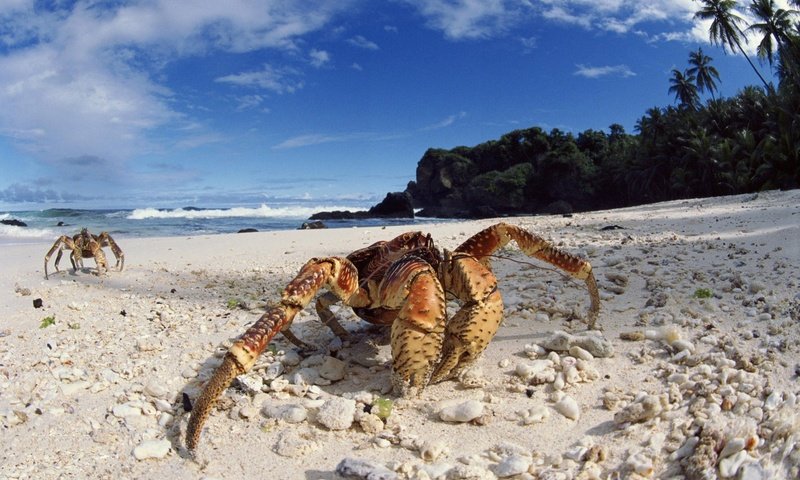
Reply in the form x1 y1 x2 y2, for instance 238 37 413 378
456 222 601 329
185 257 366 453
44 236 78 279
98 232 125 271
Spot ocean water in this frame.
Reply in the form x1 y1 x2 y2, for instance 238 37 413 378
0 203 432 245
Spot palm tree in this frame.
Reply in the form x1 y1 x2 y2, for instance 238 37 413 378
687 48 722 99
669 69 701 109
694 0 771 89
747 0 797 66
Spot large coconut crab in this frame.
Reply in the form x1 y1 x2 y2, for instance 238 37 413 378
44 228 125 279
186 222 600 452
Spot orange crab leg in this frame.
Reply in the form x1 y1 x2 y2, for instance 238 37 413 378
186 257 367 453
432 252 503 383
456 222 600 329
378 255 447 395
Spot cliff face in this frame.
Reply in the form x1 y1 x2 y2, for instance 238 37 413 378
404 127 598 218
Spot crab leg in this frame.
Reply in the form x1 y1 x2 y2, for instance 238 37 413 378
97 232 125 271
91 247 109 276
378 255 447 395
456 222 600 329
432 253 503 384
44 236 77 279
186 257 366 453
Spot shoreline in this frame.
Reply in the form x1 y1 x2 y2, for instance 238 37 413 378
1 190 799 479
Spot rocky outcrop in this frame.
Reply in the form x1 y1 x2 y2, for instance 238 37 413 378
299 221 327 229
1 219 27 227
310 192 414 220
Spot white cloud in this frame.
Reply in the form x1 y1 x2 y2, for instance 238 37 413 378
574 64 636 78
309 49 331 68
520 35 537 53
234 94 266 111
0 1 351 168
402 0 528 39
423 111 467 130
273 133 354 149
217 65 304 94
348 35 380 50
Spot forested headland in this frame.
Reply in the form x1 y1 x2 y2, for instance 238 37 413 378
405 0 800 218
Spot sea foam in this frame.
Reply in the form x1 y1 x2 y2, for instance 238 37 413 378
127 204 364 220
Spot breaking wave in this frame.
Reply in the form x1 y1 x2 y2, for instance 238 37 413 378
127 203 365 220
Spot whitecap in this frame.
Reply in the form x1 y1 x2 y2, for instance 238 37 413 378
126 203 365 220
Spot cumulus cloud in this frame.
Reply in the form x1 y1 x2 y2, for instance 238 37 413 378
215 65 304 93
0 1 351 165
309 49 331 68
574 64 636 78
348 35 380 50
401 0 528 39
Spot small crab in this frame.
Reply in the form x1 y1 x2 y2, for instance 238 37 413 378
44 228 125 279
186 222 600 452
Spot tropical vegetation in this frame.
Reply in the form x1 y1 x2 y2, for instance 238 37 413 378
407 0 800 216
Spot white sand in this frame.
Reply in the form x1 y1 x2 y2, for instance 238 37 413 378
1 190 799 479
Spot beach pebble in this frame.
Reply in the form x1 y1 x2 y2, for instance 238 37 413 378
318 356 346 381
568 346 593 361
670 436 699 461
358 413 384 434
763 390 782 411
718 450 750 478
419 440 448 462
554 395 580 420
614 395 663 425
280 350 302 366
262 361 284 380
335 458 397 480
235 373 264 394
132 439 170 460
112 403 142 418
738 463 767 480
274 429 318 458
316 397 355 430
523 343 546 358
446 464 496 480
492 454 531 477
439 400 484 423
671 339 695 353
264 404 308 423
625 452 654 476
719 437 747 459
143 382 169 399
515 360 555 384
540 330 614 358
289 367 321 386
521 405 550 425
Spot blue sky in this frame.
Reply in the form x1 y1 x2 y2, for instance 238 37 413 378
0 0 786 209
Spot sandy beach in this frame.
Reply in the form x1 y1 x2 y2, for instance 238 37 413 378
1 190 799 479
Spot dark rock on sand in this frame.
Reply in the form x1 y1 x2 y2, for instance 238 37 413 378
237 228 258 233
1 219 27 227
299 221 327 230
